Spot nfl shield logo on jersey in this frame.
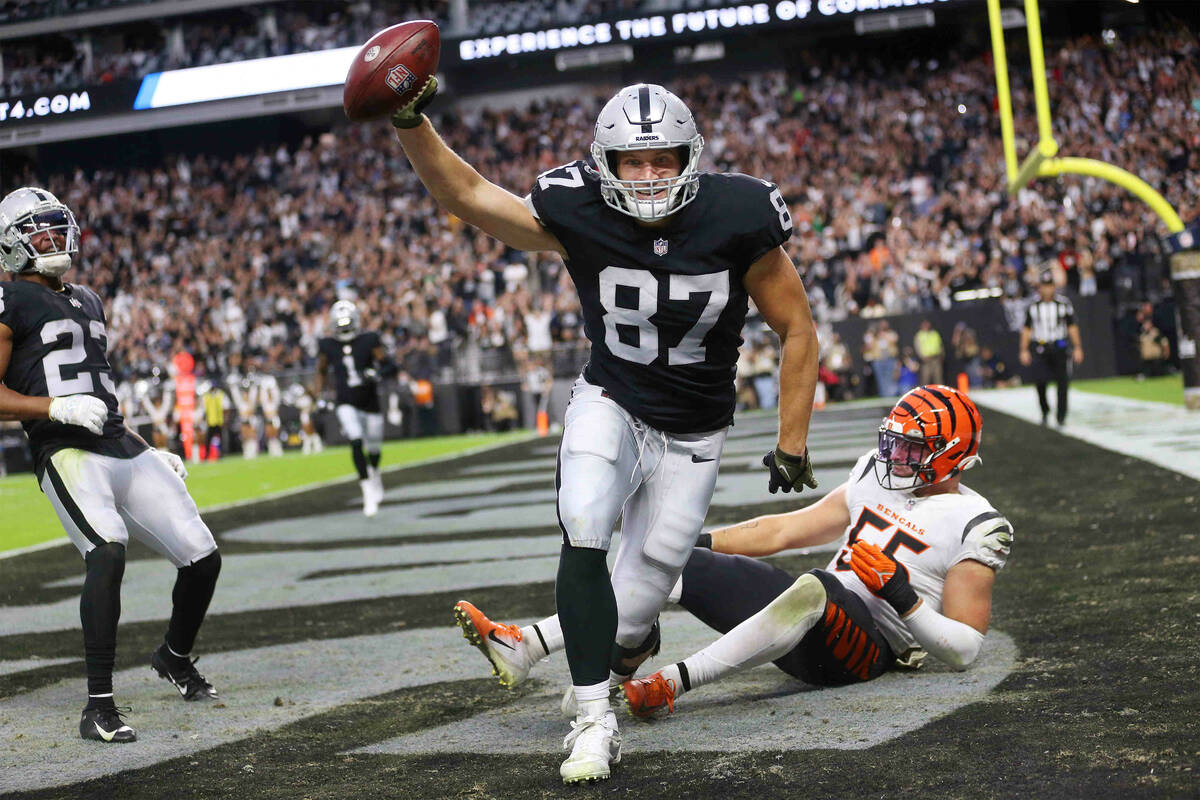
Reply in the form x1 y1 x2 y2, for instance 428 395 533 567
386 64 416 96
653 238 669 257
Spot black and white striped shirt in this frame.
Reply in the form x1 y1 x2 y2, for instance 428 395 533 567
1024 296 1075 344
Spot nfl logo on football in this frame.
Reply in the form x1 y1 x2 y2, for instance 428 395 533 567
386 64 416 96
653 238 668 256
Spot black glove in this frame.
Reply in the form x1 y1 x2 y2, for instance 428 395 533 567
391 76 439 129
762 447 818 494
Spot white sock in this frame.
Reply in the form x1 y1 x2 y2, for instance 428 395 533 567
679 577 825 692
657 663 686 697
521 615 563 661
573 681 611 706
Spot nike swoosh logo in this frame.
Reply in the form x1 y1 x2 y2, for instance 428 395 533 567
779 465 793 480
602 123 615 129
487 629 515 650
95 722 117 742
691 455 715 463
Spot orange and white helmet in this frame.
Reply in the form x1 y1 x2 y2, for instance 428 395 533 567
874 385 983 491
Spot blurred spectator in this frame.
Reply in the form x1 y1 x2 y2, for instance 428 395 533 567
952 322 983 388
865 320 899 397
1138 308 1172 377
897 347 920 395
913 319 945 386
979 345 1019 388
750 340 779 410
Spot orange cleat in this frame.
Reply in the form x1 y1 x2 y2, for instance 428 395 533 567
453 600 532 688
620 671 677 718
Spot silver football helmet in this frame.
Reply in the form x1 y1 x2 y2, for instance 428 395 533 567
590 83 704 222
330 299 361 342
0 187 79 277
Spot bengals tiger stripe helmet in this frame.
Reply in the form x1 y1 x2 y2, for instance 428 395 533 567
874 385 983 491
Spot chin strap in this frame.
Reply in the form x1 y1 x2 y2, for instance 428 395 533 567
34 254 71 276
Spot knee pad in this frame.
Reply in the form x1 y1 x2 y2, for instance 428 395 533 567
610 618 660 675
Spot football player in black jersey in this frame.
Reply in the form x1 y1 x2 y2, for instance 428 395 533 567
0 187 222 744
314 299 392 516
390 82 819 783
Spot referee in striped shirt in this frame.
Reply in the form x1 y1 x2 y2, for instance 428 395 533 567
1020 271 1084 426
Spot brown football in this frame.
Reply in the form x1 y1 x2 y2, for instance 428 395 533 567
343 20 440 122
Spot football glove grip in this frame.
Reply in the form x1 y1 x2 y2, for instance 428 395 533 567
849 540 919 615
391 76 439 129
48 395 106 435
762 447 817 494
152 448 188 481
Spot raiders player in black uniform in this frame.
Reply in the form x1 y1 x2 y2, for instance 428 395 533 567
389 82 819 782
0 187 221 744
314 299 392 516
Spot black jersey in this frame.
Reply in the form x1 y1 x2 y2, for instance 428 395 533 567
528 160 792 432
318 331 382 411
0 279 145 477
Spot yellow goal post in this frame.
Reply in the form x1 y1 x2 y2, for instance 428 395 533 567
986 0 1184 233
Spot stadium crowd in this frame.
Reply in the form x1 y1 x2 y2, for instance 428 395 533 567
7 26 1198 398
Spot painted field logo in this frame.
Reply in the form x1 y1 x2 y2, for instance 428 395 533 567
386 64 416 96
653 238 669 256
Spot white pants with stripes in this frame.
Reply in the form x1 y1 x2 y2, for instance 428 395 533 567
336 404 383 453
557 376 727 648
41 448 217 568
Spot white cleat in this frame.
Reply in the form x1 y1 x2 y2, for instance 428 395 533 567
361 479 379 517
452 600 533 688
560 708 621 784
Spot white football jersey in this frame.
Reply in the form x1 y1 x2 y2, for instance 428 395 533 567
825 452 1012 658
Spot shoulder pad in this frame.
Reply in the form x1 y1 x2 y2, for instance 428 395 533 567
707 172 792 256
960 511 1013 570
529 160 595 221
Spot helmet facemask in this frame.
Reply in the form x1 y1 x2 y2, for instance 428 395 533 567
330 301 361 342
591 84 704 222
875 424 949 491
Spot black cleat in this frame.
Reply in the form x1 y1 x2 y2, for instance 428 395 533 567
80 705 137 743
151 645 218 701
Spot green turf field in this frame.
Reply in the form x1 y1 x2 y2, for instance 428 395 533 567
0 431 531 554
1074 373 1184 404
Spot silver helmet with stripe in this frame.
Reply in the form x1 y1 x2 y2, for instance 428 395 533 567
0 186 80 277
590 83 704 222
330 299 361 342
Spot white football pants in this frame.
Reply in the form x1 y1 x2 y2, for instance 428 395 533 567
556 376 726 648
336 404 384 454
41 448 217 567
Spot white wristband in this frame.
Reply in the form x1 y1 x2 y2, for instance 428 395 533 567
902 601 985 670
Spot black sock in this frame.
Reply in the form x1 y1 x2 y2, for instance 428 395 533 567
556 543 616 687
368 450 381 469
165 550 221 657
85 694 117 711
351 439 369 480
81 542 125 698
676 661 692 692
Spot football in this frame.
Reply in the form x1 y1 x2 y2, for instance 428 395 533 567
343 20 440 122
